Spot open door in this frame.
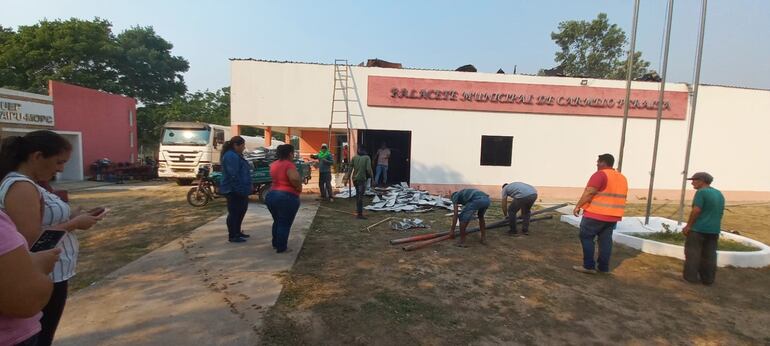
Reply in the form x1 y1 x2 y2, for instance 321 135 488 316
358 129 411 185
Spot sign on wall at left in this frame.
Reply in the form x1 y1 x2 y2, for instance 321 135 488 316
0 96 54 127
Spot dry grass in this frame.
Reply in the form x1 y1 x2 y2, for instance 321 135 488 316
262 199 770 345
66 183 226 291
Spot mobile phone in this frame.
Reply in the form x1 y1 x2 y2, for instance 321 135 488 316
30 229 66 252
88 207 106 216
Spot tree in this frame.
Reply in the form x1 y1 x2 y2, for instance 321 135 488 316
548 13 650 79
136 87 230 154
0 18 188 103
114 26 188 104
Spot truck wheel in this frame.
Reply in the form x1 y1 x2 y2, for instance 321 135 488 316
258 183 272 202
177 178 194 186
187 187 210 207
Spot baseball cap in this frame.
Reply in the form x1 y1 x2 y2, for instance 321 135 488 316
321 143 328 149
687 172 713 184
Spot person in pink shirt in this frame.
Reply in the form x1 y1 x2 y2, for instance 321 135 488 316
373 142 391 187
0 210 60 346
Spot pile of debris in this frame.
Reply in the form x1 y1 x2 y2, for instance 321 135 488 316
335 182 454 213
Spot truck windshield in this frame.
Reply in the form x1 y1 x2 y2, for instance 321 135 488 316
161 128 211 146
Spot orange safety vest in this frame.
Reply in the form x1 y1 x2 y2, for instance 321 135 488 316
584 169 628 217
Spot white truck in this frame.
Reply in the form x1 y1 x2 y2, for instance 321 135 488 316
157 122 268 185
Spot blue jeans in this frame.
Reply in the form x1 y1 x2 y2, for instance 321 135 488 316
374 164 388 186
579 217 616 272
225 193 249 239
459 196 490 222
265 190 300 252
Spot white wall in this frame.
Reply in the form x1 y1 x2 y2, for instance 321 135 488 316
231 60 770 192
686 86 770 191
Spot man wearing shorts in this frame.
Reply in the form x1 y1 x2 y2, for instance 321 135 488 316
450 189 491 247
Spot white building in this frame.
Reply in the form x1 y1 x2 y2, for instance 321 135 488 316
230 59 770 201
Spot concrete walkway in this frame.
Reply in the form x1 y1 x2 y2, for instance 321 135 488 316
55 199 319 345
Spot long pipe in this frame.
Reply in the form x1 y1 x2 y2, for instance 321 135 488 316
401 215 553 251
390 219 510 246
390 203 567 245
389 231 446 245
617 0 641 172
678 0 708 224
645 0 675 225
402 235 453 251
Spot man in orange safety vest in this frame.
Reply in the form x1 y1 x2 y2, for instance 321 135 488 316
572 153 628 274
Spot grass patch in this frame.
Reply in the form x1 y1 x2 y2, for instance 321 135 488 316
630 231 760 251
360 290 454 326
263 198 770 345
66 183 226 291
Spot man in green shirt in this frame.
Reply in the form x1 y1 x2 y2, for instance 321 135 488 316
311 143 334 201
683 172 725 285
346 145 373 219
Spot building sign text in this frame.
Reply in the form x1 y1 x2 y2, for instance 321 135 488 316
0 97 55 126
368 76 688 120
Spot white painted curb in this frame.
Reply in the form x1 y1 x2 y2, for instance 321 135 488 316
560 215 770 268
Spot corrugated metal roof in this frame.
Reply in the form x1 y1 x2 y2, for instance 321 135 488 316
228 58 456 72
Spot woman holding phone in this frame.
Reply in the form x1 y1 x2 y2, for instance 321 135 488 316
0 210 61 346
0 130 104 346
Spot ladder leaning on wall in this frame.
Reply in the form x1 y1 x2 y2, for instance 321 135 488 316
327 59 353 165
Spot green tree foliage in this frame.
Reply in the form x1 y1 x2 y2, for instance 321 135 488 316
115 26 189 104
136 87 230 154
549 13 651 79
0 18 188 103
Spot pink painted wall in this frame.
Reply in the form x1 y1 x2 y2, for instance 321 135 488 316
49 81 137 176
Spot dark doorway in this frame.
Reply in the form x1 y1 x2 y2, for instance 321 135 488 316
358 129 411 185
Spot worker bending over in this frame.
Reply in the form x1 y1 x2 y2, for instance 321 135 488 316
450 189 491 247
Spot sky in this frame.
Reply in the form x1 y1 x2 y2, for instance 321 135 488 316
4 0 770 93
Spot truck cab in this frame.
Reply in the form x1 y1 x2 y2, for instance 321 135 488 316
157 122 229 185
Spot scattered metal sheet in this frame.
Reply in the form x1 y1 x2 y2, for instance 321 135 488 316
362 182 454 213
334 187 377 198
334 182 454 213
390 218 430 231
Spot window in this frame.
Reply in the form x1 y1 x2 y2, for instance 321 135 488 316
214 129 225 146
161 128 210 146
480 135 513 166
129 131 134 148
129 110 133 126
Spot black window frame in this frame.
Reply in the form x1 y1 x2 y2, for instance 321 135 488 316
480 135 513 166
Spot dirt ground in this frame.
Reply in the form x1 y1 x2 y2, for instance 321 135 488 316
64 182 226 291
262 199 770 345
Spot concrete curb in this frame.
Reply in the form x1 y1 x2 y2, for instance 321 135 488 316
560 215 770 268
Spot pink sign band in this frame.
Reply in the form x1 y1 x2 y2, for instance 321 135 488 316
368 76 688 120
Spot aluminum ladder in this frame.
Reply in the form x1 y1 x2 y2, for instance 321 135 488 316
327 59 352 156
